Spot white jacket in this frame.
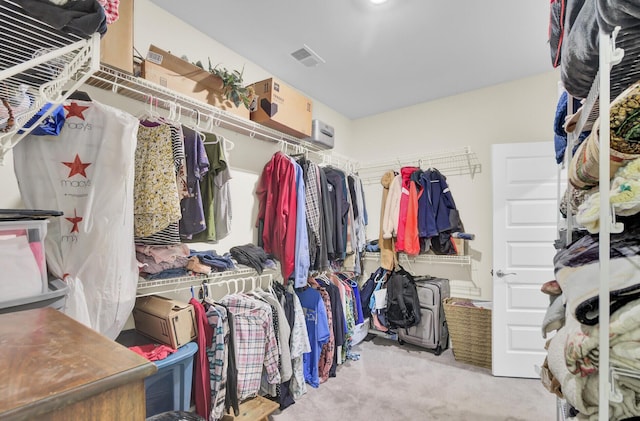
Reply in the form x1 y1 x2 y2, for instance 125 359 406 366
382 174 402 239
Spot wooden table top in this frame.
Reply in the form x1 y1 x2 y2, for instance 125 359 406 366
0 308 156 420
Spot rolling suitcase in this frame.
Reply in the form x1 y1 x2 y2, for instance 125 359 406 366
397 275 450 355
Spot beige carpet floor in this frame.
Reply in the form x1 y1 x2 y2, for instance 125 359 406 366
271 335 557 421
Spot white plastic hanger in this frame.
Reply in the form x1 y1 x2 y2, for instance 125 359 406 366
137 94 162 122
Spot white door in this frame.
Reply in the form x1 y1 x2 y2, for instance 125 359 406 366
492 142 563 378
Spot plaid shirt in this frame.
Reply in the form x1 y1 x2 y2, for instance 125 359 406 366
305 162 322 245
220 294 281 400
206 304 228 421
98 0 120 24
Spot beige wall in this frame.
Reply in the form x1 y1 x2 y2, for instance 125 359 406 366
0 0 561 303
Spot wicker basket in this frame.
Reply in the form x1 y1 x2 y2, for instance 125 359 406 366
443 297 492 369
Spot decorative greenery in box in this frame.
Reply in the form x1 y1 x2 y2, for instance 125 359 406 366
192 58 255 110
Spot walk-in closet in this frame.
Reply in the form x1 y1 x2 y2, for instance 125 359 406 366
2 1 638 420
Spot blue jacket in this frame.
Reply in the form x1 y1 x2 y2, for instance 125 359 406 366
418 169 458 238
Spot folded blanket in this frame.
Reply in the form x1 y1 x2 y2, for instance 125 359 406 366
563 297 640 420
560 185 597 218
568 123 640 190
547 321 594 418
566 298 640 376
576 157 640 232
554 219 640 325
610 81 640 155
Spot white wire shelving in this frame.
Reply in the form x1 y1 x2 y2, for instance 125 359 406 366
136 266 281 298
357 146 481 185
87 64 360 172
559 27 640 421
86 64 359 173
363 251 471 266
0 0 100 164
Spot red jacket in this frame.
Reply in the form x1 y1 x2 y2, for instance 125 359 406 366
404 179 422 255
395 166 419 252
256 152 297 280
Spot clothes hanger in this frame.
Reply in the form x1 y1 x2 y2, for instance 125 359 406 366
184 108 206 142
137 95 163 124
201 115 222 145
222 136 235 153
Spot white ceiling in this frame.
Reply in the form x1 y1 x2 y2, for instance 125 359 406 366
149 0 553 120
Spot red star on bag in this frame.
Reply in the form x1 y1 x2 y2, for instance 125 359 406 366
65 209 83 234
62 154 91 178
64 102 90 120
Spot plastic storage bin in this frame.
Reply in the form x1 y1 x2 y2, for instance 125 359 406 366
352 318 369 346
0 278 68 314
0 219 49 301
145 342 198 417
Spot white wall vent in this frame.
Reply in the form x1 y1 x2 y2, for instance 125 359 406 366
291 44 325 67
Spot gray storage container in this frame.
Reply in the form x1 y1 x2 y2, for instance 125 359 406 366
0 278 68 314
306 119 334 149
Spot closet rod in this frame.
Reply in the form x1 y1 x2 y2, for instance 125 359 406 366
203 273 274 296
137 272 275 298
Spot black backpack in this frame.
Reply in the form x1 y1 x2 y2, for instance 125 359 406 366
385 266 421 329
360 267 387 319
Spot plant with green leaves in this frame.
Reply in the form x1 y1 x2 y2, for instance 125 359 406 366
194 58 255 109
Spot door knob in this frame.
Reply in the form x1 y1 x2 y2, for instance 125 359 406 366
496 269 517 278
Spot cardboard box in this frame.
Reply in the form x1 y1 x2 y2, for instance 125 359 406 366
142 45 249 119
453 238 466 256
249 77 313 139
132 295 197 349
100 0 134 73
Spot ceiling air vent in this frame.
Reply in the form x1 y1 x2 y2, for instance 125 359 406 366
291 44 325 67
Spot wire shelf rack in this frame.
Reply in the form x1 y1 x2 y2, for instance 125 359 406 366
0 0 100 163
363 251 471 265
357 146 481 185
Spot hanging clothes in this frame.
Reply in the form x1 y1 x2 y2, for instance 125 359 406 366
382 173 402 240
253 289 294 410
302 160 323 271
404 169 423 256
319 276 346 377
289 289 311 399
256 152 297 280
419 168 458 238
219 294 281 400
308 278 335 384
179 125 209 239
213 136 233 241
13 99 138 339
396 166 419 252
352 174 368 256
295 286 330 388
379 171 398 271
134 122 182 238
323 167 349 261
204 302 230 421
291 158 310 287
189 132 219 242
190 298 213 419
318 166 334 269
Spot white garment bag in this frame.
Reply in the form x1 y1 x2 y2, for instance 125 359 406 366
13 99 138 339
